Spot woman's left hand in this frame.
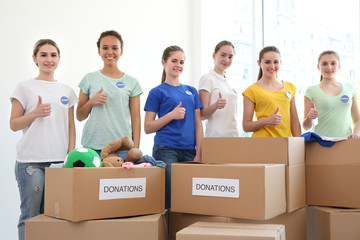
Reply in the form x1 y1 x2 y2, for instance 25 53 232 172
348 134 360 139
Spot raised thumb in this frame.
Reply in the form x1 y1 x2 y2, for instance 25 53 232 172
219 92 222 99
98 86 103 93
177 101 182 108
37 96 42 105
273 107 279 114
311 101 316 109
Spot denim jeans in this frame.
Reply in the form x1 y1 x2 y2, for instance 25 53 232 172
15 161 53 240
152 145 196 209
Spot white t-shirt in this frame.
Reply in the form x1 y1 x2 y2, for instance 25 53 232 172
11 79 78 163
199 70 239 137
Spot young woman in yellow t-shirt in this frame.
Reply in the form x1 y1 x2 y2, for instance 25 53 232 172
242 46 301 137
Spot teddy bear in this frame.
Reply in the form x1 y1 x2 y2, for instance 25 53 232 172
100 136 143 167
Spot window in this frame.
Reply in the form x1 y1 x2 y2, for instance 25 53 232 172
200 0 360 134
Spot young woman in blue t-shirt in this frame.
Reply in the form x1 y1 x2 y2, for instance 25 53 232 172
144 45 203 208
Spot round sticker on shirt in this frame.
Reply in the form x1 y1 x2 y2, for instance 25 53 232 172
60 96 69 105
285 91 291 99
116 82 125 88
185 90 193 96
341 95 349 103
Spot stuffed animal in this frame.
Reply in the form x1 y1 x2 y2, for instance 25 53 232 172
100 136 143 167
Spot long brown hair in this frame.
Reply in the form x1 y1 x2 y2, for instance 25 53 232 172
318 50 340 82
161 45 184 83
257 46 281 81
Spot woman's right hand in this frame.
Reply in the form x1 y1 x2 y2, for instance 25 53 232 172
35 96 51 118
215 92 226 109
307 101 319 120
266 107 282 125
89 87 108 105
171 102 186 120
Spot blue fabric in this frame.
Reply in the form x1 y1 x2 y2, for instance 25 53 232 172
301 132 335 147
15 161 53 240
144 82 203 150
152 144 196 209
135 155 166 168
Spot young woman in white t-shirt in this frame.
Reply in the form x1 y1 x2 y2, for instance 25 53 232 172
10 39 77 240
198 40 239 137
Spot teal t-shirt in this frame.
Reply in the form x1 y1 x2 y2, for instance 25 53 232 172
305 83 356 138
78 71 142 149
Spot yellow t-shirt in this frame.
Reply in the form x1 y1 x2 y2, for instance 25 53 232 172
242 81 296 137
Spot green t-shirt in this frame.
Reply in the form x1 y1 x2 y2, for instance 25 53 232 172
78 71 142 149
305 83 356 138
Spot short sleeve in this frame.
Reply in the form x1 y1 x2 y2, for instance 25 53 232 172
242 84 256 102
68 88 78 108
286 82 297 98
130 78 143 97
10 82 26 108
304 86 314 101
198 74 213 93
193 87 203 109
144 88 160 113
78 74 90 95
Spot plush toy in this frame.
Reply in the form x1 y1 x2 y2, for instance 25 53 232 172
100 136 143 167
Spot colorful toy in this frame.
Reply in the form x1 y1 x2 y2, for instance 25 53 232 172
63 147 102 168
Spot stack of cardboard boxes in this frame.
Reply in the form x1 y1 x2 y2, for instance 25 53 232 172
306 140 360 239
170 137 306 240
25 167 167 240
24 138 360 239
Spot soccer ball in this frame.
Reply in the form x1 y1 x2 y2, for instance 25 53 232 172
63 147 102 168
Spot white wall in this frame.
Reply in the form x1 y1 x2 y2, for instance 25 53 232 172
0 0 198 239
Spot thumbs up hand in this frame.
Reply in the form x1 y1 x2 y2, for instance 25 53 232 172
171 101 186 120
216 92 226 109
267 107 282 125
35 96 51 117
90 86 108 105
308 101 319 120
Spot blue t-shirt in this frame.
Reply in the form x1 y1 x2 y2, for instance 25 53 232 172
144 82 203 150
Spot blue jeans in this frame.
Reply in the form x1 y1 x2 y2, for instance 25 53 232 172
152 145 196 209
15 161 53 240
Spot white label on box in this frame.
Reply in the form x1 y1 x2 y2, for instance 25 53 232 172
192 177 239 198
99 178 146 200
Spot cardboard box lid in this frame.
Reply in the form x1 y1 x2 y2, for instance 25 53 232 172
176 222 285 239
202 137 304 165
306 140 360 165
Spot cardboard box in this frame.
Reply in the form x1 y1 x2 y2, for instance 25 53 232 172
307 206 360 240
45 167 165 222
202 137 306 213
169 207 306 240
306 140 360 208
25 213 168 240
176 222 286 240
171 163 286 220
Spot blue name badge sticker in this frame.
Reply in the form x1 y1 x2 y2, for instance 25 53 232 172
60 96 69 105
116 82 125 88
185 90 193 96
341 95 350 103
285 91 291 99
